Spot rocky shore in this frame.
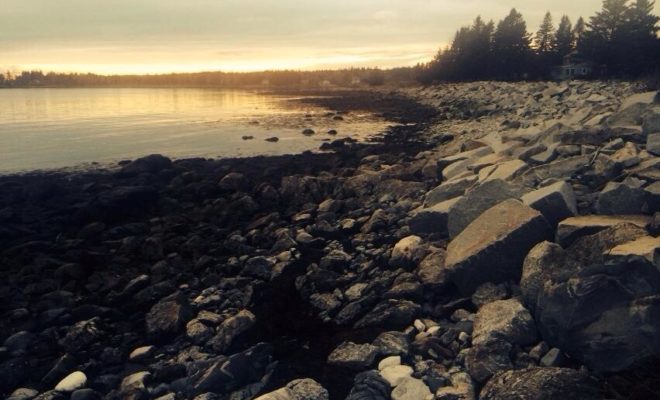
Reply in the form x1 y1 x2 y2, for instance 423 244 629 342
1 81 659 400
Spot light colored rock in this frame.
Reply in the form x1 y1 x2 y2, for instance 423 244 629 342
389 236 428 268
478 159 528 183
255 378 329 400
556 215 652 247
54 371 87 392
209 309 256 352
121 371 151 392
609 236 660 264
380 365 414 387
129 345 155 362
7 388 39 400
424 176 476 207
391 377 433 400
480 368 600 400
445 199 550 294
611 142 640 167
378 355 401 370
435 372 475 400
521 181 577 227
447 179 528 239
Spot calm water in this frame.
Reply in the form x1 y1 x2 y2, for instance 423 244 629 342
0 88 389 173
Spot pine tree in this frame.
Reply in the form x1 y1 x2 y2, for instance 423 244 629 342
624 0 660 74
555 16 574 58
492 8 532 80
579 0 631 74
535 12 556 54
573 16 587 46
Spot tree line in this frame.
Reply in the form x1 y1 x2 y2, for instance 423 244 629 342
0 67 412 89
416 0 660 83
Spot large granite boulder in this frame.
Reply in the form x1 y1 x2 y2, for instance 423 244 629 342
447 180 528 239
479 368 601 400
521 181 577 227
472 298 537 347
556 215 652 247
522 224 660 373
444 199 551 295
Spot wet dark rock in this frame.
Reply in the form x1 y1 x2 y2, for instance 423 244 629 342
465 337 513 383
472 298 537 346
373 331 411 357
480 367 601 400
345 370 391 400
354 299 421 330
119 154 172 176
145 292 193 341
59 318 104 355
209 309 256 353
595 181 646 215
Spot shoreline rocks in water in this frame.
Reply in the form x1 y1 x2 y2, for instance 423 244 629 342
0 81 659 400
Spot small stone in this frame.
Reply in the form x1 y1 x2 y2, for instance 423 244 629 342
378 356 401 371
7 388 39 400
54 371 87 392
129 346 155 362
380 365 414 387
540 348 565 367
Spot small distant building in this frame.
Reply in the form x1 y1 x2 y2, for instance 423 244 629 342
552 52 593 80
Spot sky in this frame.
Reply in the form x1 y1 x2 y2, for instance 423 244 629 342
2 0 658 75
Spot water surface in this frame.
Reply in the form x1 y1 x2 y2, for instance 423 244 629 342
0 88 389 173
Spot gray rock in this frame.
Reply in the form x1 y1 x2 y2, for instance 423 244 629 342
464 338 513 383
3 331 35 357
520 241 567 313
555 215 652 247
209 309 256 353
648 132 660 155
445 199 551 295
540 348 566 367
70 390 102 400
409 197 460 236
354 299 421 330
642 107 660 135
447 180 528 239
424 176 476 207
327 342 380 370
373 331 411 357
596 182 646 215
473 299 537 347
479 368 601 400
416 249 448 290
521 181 577 227
145 292 193 340
609 236 660 265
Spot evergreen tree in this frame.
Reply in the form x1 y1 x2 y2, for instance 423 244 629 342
573 16 587 46
492 8 532 80
555 16 574 59
535 12 556 54
579 0 631 74
625 0 660 74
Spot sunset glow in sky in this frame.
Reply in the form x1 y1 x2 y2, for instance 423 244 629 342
3 0 658 75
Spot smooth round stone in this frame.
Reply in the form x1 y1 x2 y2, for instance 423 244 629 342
391 377 433 400
380 365 414 387
7 388 39 400
129 345 155 361
55 371 87 392
378 355 401 371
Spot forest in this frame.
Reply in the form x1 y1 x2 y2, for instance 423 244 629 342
1 0 659 88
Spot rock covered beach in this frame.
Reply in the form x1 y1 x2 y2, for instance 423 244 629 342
1 81 659 400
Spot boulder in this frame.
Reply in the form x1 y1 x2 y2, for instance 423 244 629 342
119 154 172 176
645 181 660 213
447 180 528 239
409 197 460 236
479 368 601 400
609 236 660 264
416 249 448 290
354 299 421 330
472 299 537 347
424 176 476 207
642 107 660 135
521 181 577 227
647 132 660 156
611 142 640 168
445 199 551 295
478 159 528 183
556 215 652 247
517 155 591 187
520 242 567 313
327 342 380 370
464 338 513 383
595 182 646 215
